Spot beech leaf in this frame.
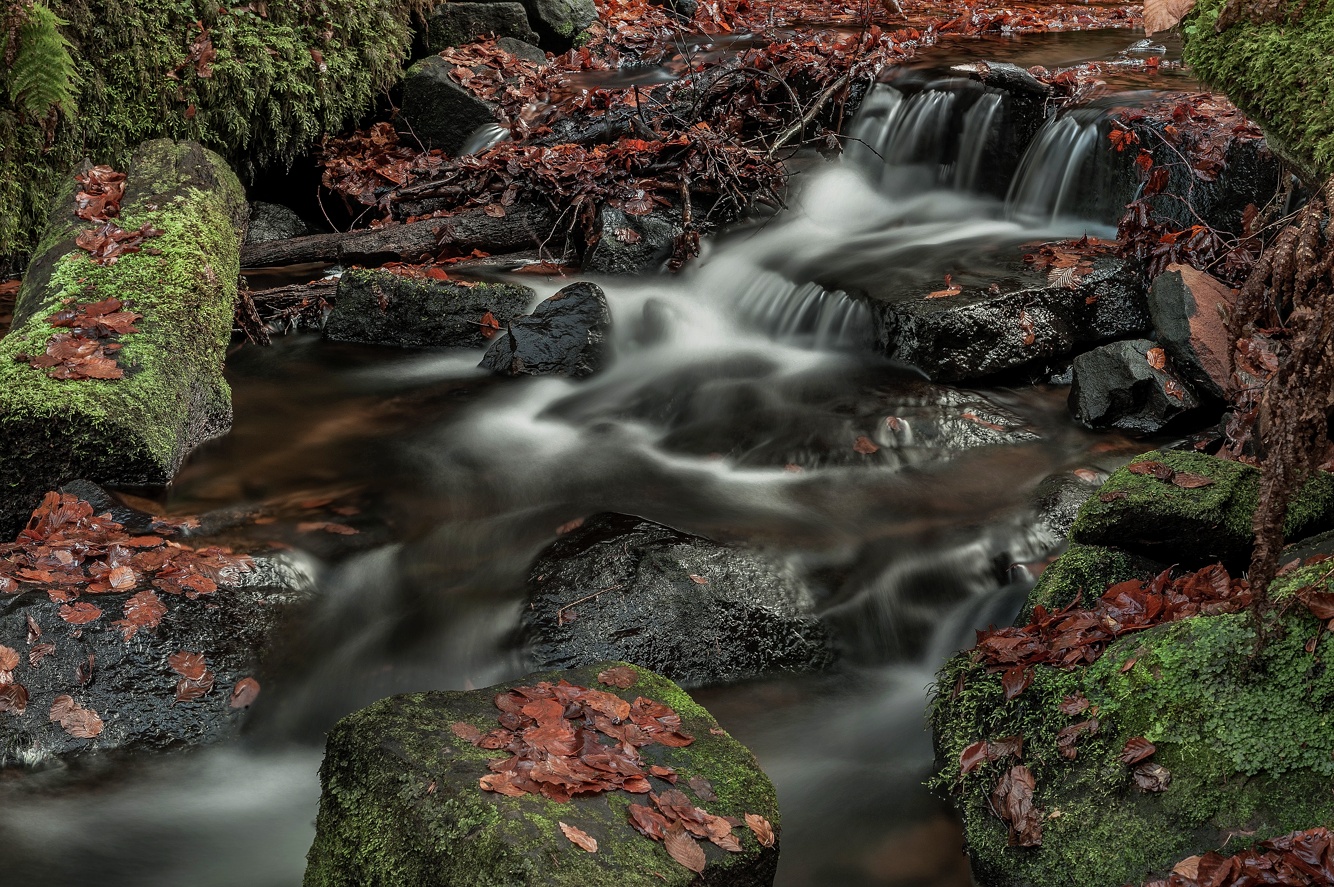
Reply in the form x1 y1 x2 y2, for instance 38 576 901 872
559 821 598 852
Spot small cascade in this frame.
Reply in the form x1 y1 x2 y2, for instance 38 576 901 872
727 268 873 350
954 92 1002 192
459 122 511 155
1004 108 1106 223
880 89 959 170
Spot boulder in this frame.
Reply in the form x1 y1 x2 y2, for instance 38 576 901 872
873 256 1149 382
513 0 598 49
479 281 612 378
400 55 500 155
1020 542 1165 619
650 0 698 19
583 205 682 276
519 514 833 687
1030 470 1103 542
0 140 245 537
1146 264 1233 399
1069 450 1334 572
1068 339 1202 434
245 202 311 245
303 661 782 887
497 36 549 65
324 269 534 348
424 2 541 51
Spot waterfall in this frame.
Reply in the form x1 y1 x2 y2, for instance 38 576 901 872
728 271 872 350
954 92 1002 192
1004 108 1105 223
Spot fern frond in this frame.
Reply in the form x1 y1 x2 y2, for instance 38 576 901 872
2 2 79 121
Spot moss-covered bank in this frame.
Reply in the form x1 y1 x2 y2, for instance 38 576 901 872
1183 0 1334 181
1 0 424 272
304 662 781 887
0 139 245 534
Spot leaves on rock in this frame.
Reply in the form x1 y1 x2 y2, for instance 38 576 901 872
1132 761 1171 792
74 165 126 223
1120 736 1157 765
664 820 707 873
168 651 208 681
853 435 879 455
0 682 30 714
229 677 261 709
745 813 776 847
559 821 598 852
990 764 1042 847
1141 826 1334 887
114 590 167 641
597 665 637 688
49 694 103 738
175 669 214 703
959 736 1023 775
0 644 19 672
59 602 102 624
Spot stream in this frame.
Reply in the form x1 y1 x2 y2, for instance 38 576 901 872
2 28 1193 887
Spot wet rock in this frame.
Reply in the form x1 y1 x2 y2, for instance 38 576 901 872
1031 470 1103 542
424 1 540 51
583 205 682 275
497 36 549 65
325 268 534 348
950 64 1052 199
1020 541 1166 618
399 55 499 155
479 281 612 378
245 202 311 245
1147 264 1232 399
1069 339 1201 434
303 661 781 887
650 0 699 18
874 256 1149 382
519 513 833 687
514 0 597 49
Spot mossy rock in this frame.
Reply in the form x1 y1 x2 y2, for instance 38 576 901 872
930 564 1334 887
304 662 781 887
1 0 423 272
1183 0 1334 182
1021 542 1166 619
1068 450 1334 571
0 139 244 535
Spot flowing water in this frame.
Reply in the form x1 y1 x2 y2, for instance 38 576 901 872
2 30 1189 887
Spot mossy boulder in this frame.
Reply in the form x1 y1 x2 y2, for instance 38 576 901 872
0 139 245 536
1068 450 1334 571
930 562 1334 887
303 662 781 887
1183 0 1334 181
1021 542 1165 619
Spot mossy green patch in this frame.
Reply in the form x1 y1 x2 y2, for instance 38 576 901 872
1022 543 1164 618
1069 450 1334 571
303 662 781 887
1183 0 1334 181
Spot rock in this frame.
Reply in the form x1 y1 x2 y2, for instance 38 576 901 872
400 55 500 155
1068 339 1202 434
424 2 541 51
650 0 699 19
303 661 782 887
931 554 1334 887
0 140 246 537
1147 264 1233 399
873 256 1149 382
479 281 612 378
1069 450 1334 572
496 36 549 65
512 0 597 49
245 202 311 245
1031 471 1103 542
325 269 534 348
519 514 833 686
1020 542 1166 618
583 205 682 275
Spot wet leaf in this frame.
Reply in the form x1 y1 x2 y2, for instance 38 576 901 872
597 665 636 688
59 602 102 624
1001 665 1033 700
0 682 29 713
1126 460 1175 480
49 694 104 738
114 590 167 640
688 574 709 585
0 644 18 672
991 765 1041 847
175 670 214 703
745 812 775 847
1143 0 1196 34
1120 736 1157 765
1171 471 1215 489
451 721 484 744
665 821 707 872
1146 347 1167 370
1057 693 1089 715
559 821 598 852
28 642 56 667
960 740 990 775
1018 310 1036 346
1132 761 1171 792
480 311 502 340
853 435 879 455
168 651 208 681
229 676 261 708
689 775 717 802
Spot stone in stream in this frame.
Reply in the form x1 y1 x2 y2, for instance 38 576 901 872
423 1 541 51
1146 264 1233 399
324 268 535 348
302 661 781 887
0 139 245 537
399 55 501 155
1068 338 1202 434
245 202 312 246
511 0 598 49
479 281 612 378
583 205 684 276
518 513 833 687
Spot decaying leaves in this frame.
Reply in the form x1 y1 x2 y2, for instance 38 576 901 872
49 694 104 738
559 821 599 852
991 764 1042 847
229 676 261 708
664 821 707 873
597 665 637 688
1120 736 1157 765
745 812 776 847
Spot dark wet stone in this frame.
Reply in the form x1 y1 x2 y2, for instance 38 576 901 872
245 202 311 245
1069 338 1202 434
496 36 548 65
479 281 612 378
1031 470 1103 541
584 205 682 275
651 0 698 18
519 513 834 687
1147 264 1231 399
514 0 597 49
325 269 534 349
400 55 499 155
424 1 540 51
873 256 1149 382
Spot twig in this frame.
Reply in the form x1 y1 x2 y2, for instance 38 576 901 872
768 72 851 157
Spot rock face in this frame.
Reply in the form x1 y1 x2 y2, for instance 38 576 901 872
519 514 833 687
0 139 245 537
400 55 500 155
303 662 782 887
245 202 311 245
1068 339 1201 434
325 269 534 348
515 0 598 48
424 1 541 51
873 257 1149 382
479 281 612 377
1147 264 1232 399
583 206 683 276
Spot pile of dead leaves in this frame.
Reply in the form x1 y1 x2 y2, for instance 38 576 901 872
73 165 163 266
1144 826 1334 887
1023 235 1116 289
458 667 774 872
20 296 140 380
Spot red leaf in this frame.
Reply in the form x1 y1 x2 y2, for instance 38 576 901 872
991 765 1042 847
59 602 102 624
1001 665 1033 700
744 813 775 848
49 694 104 738
168 651 208 681
559 821 598 852
480 311 502 340
1120 736 1157 765
229 676 261 708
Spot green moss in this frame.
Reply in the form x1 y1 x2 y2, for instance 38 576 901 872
304 662 780 887
1183 0 1334 181
1023 543 1162 618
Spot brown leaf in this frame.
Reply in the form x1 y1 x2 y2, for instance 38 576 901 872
689 775 717 803
1120 736 1157 765
991 765 1042 847
665 821 707 872
1127 460 1175 481
229 676 261 708
175 670 214 703
597 665 636 688
480 311 502 340
853 435 879 455
0 682 28 714
168 651 208 681
1143 0 1196 34
114 590 167 640
1001 665 1033 700
451 721 484 744
688 574 709 585
59 601 103 623
1171 855 1202 879
1171 472 1215 489
108 565 136 590
1057 693 1089 715
0 644 18 672
49 694 104 738
1146 347 1167 370
559 821 598 852
1018 310 1036 346
744 812 775 847
960 740 990 775
1132 761 1171 792
29 642 56 668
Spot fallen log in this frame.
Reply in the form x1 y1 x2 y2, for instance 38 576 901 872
0 140 246 535
239 203 560 268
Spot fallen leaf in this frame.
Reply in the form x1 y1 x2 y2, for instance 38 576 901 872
168 650 208 681
745 813 775 847
1001 665 1033 700
59 602 102 624
1171 472 1214 489
1057 693 1089 715
665 821 707 872
175 670 214 703
597 666 636 688
229 676 261 708
1018 310 1036 346
689 775 717 803
559 821 598 852
480 311 502 340
960 740 990 775
1171 855 1202 880
853 435 879 455
1120 736 1157 765
1132 761 1171 792
1143 0 1196 34
0 682 29 714
1127 460 1175 481
1146 347 1167 370
49 694 104 738
28 642 56 667
991 765 1042 847
452 721 484 744
0 644 18 672
114 590 167 640
688 574 709 585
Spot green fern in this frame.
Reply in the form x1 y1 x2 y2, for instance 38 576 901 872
2 2 79 121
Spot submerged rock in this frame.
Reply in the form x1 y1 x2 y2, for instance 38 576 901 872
303 661 781 887
1147 264 1232 399
399 55 500 155
424 1 541 51
479 281 612 377
519 514 834 686
1068 338 1202 434
325 269 534 348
